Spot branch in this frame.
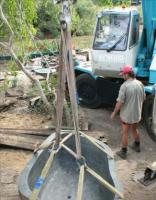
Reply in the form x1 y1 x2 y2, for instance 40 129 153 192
0 41 7 48
0 3 55 114
0 42 53 114
0 0 5 7
9 46 53 113
0 2 58 120
0 4 14 35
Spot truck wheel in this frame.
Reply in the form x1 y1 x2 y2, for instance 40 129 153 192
76 73 101 108
143 95 156 141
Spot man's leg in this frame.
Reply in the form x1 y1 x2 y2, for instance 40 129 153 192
117 123 130 159
131 123 141 152
121 123 130 148
131 123 140 141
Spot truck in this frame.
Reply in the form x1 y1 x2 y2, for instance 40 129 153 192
74 0 156 141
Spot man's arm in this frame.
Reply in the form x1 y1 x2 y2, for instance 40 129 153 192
111 83 125 119
111 101 123 119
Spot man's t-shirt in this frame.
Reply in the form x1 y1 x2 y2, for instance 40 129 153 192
117 79 145 124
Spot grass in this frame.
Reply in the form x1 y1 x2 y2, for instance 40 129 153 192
72 35 93 49
0 35 93 60
30 35 93 52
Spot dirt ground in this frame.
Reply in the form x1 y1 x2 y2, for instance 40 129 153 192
0 106 156 200
82 107 156 200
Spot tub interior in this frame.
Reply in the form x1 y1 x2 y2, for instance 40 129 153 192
28 135 115 200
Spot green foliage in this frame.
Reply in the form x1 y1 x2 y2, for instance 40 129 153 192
7 61 18 76
30 75 58 114
0 79 8 92
73 0 97 36
35 0 132 38
35 0 60 38
0 0 132 45
92 0 131 6
72 36 93 49
41 75 57 98
71 7 80 35
92 0 113 6
0 0 37 42
35 0 97 37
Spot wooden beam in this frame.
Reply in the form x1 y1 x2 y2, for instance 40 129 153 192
86 167 124 199
76 165 85 200
0 133 45 150
0 128 52 136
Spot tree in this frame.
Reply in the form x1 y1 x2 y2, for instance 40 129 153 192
35 0 60 38
73 0 97 36
0 0 54 116
0 0 73 123
92 0 131 6
35 0 97 37
0 0 37 42
92 0 113 6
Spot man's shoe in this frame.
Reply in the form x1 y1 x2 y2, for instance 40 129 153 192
130 142 141 152
116 149 127 159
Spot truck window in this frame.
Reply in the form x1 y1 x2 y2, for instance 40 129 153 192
129 14 139 47
93 13 130 51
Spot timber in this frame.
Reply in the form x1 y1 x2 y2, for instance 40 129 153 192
0 132 45 150
0 128 52 136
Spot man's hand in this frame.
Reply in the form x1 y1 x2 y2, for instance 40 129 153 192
111 101 122 120
111 112 116 120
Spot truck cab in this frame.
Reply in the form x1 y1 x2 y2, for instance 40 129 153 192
92 9 140 78
75 8 141 108
75 1 156 141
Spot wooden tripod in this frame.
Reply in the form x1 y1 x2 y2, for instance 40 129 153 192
29 1 124 200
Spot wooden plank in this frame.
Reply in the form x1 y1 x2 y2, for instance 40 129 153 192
76 165 85 200
0 121 89 137
86 167 124 199
55 37 66 145
30 149 56 200
0 133 45 150
0 128 53 136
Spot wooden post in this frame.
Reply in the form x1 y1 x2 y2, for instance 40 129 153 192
76 165 85 200
55 38 67 147
86 167 124 199
61 28 81 159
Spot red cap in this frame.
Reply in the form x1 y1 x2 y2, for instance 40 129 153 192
119 66 133 75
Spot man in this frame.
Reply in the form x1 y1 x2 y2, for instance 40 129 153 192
111 66 145 159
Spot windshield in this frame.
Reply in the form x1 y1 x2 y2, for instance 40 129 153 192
93 13 130 51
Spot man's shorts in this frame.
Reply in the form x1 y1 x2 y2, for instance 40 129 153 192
120 118 131 125
120 118 139 126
